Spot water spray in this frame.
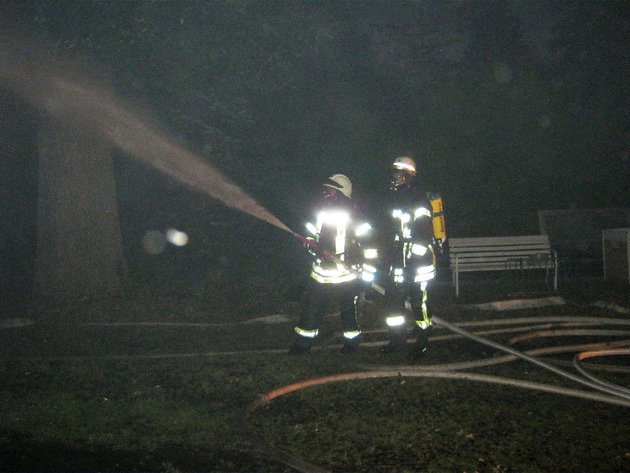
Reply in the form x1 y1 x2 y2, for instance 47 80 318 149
0 39 292 235
0 36 356 284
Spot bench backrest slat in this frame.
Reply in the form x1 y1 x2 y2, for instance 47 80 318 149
449 235 550 247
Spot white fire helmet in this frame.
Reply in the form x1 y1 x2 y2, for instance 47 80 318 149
323 174 352 198
392 156 417 176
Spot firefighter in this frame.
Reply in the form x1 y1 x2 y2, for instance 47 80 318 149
380 156 441 361
288 174 378 355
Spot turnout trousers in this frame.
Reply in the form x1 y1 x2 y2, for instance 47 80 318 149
293 278 362 347
383 274 433 356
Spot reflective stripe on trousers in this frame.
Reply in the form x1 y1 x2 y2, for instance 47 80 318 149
385 281 432 329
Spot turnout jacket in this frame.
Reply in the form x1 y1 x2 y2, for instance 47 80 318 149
305 199 378 284
386 184 436 284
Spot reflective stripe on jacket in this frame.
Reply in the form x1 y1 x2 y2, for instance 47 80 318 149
307 208 378 284
389 187 436 282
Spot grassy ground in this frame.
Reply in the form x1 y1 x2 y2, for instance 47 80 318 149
1 273 629 472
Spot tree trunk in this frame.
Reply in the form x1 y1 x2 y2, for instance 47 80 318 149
34 112 127 299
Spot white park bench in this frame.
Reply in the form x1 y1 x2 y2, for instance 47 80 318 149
448 235 559 297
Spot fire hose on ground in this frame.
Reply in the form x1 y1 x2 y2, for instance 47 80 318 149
242 317 630 473
242 241 630 472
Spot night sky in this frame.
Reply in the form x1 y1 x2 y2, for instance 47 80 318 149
1 1 629 298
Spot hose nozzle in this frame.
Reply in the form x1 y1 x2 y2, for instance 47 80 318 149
294 232 318 249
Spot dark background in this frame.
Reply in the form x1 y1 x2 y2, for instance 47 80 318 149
1 0 629 300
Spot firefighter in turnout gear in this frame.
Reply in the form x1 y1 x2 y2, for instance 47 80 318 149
288 174 378 355
380 157 441 361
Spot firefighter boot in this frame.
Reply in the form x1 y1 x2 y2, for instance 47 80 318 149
408 326 433 362
288 337 312 356
379 326 407 354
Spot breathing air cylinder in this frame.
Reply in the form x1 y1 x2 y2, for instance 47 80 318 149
428 192 446 250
